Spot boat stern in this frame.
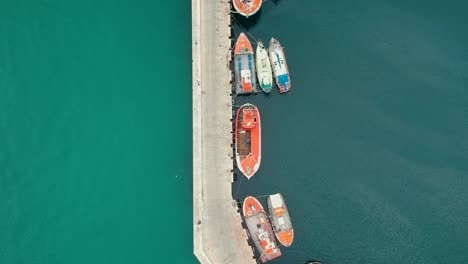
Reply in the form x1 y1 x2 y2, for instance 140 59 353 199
232 0 263 18
277 74 291 93
260 79 273 93
276 229 294 247
238 155 259 179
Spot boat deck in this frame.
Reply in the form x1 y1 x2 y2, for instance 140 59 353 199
237 122 252 157
245 212 282 263
234 53 256 95
269 202 293 233
271 209 293 232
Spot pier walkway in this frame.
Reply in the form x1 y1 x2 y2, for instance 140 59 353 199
192 0 256 263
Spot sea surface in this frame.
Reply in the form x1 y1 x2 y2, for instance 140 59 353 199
1 0 467 264
0 1 194 263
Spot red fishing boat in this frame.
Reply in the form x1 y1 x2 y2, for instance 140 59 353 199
232 0 262 18
235 103 261 179
243 196 282 263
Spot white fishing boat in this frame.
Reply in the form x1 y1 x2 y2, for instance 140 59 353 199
267 193 294 247
269 38 291 93
256 41 273 93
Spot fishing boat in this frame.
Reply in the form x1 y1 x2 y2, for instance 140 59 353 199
232 0 262 18
267 193 294 247
243 196 282 263
235 103 261 179
256 41 273 93
234 33 257 95
269 38 291 93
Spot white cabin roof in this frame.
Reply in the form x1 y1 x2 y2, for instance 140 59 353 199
270 193 283 208
240 69 251 76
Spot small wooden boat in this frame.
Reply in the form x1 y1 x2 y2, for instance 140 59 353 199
269 37 291 93
232 0 262 18
256 41 273 93
235 103 261 179
243 196 282 263
234 33 257 95
267 193 294 247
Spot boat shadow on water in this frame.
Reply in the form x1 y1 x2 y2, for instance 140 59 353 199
305 260 322 264
233 8 262 31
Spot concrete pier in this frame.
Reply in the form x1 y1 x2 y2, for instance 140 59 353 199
192 0 256 263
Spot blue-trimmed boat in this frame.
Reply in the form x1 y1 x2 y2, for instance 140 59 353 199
234 33 257 95
269 38 291 93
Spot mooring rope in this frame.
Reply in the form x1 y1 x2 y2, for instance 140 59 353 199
234 174 244 199
232 21 239 40
234 194 271 204
231 15 258 44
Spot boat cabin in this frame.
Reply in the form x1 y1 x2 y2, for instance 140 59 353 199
240 69 252 92
241 109 257 130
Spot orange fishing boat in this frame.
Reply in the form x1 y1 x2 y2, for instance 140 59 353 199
243 196 282 263
232 0 262 18
267 193 294 247
234 33 257 95
235 103 261 179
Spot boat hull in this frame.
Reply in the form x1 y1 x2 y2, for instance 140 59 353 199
243 196 282 263
256 41 273 93
235 103 261 179
234 33 257 95
232 0 262 17
269 38 291 93
267 193 294 247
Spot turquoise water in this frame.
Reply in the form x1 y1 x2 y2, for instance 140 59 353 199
0 1 195 263
233 0 468 263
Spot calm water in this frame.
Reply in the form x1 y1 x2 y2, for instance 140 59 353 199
1 0 467 264
233 0 468 263
0 1 194 263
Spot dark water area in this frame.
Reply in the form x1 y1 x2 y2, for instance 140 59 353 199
0 1 195 263
233 0 468 263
